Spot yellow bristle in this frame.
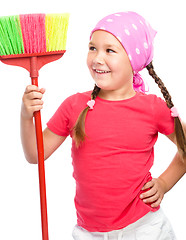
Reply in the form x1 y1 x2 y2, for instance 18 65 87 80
45 13 69 52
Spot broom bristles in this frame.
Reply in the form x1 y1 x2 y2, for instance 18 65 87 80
45 13 69 52
0 15 24 55
20 14 46 54
0 13 69 56
11 15 24 54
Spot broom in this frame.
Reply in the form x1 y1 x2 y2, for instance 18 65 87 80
0 13 69 240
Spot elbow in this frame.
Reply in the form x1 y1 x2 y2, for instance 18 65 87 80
24 154 38 164
25 153 48 164
27 159 38 164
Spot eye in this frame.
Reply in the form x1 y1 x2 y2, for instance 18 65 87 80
106 48 115 53
89 46 96 51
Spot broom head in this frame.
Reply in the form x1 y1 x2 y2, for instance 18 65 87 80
0 13 69 75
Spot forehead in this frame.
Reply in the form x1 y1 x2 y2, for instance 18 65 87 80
90 30 123 48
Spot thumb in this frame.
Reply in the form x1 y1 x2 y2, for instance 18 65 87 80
39 87 46 94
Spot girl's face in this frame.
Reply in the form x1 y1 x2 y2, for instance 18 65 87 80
87 30 134 95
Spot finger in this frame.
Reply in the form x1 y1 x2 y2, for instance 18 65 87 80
142 192 160 203
26 91 44 100
140 187 157 199
151 198 162 208
29 104 43 113
141 180 154 190
39 88 46 94
24 85 45 95
30 99 44 107
25 85 40 94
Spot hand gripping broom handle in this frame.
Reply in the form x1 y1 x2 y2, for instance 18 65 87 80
30 57 49 240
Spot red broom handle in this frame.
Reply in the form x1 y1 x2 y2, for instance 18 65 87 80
31 57 49 240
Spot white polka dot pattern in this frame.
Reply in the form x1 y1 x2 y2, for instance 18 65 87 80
106 19 113 22
132 24 138 30
145 42 149 49
124 29 130 36
136 48 140 54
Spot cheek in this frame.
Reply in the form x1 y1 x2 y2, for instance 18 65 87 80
115 58 133 76
87 54 93 71
87 56 96 80
86 54 90 68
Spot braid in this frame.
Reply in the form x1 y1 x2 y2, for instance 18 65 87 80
146 62 173 109
146 61 186 160
91 84 101 100
73 85 100 147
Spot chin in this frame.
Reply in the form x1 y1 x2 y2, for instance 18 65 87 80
94 81 109 90
95 83 107 90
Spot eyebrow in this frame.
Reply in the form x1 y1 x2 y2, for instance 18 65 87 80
88 42 118 49
88 41 94 45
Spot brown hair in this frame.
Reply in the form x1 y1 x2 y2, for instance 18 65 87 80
73 85 100 147
146 61 186 160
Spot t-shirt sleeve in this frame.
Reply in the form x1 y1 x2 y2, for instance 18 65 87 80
153 96 175 135
47 96 72 137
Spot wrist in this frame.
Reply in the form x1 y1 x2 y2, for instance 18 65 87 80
157 176 168 194
21 112 33 122
20 111 34 128
21 103 34 121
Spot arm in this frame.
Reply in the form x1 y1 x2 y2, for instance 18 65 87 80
21 85 66 164
140 129 186 208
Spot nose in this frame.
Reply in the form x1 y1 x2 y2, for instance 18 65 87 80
93 51 104 65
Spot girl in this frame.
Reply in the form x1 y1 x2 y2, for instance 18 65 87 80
21 11 186 240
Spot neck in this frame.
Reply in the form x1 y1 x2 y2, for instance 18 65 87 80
98 87 136 101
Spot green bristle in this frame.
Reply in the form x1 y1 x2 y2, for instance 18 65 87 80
0 17 13 55
10 16 24 54
0 15 24 56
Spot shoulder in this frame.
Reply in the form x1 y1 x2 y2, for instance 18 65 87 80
136 93 172 121
47 91 92 133
137 92 163 101
139 93 174 135
63 91 92 107
57 91 92 114
65 91 91 101
137 92 167 108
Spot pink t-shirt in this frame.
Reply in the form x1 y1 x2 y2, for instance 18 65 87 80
47 91 174 232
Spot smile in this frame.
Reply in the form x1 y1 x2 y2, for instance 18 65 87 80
94 69 111 74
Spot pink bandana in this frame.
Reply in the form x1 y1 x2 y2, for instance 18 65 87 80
90 11 157 92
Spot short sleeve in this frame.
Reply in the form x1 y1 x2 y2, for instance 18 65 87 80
47 96 72 137
153 96 174 135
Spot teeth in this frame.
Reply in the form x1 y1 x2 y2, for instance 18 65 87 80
95 69 110 73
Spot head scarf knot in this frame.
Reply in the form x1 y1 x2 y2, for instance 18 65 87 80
90 11 157 93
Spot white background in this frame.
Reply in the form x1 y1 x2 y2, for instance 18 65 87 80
0 0 186 239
